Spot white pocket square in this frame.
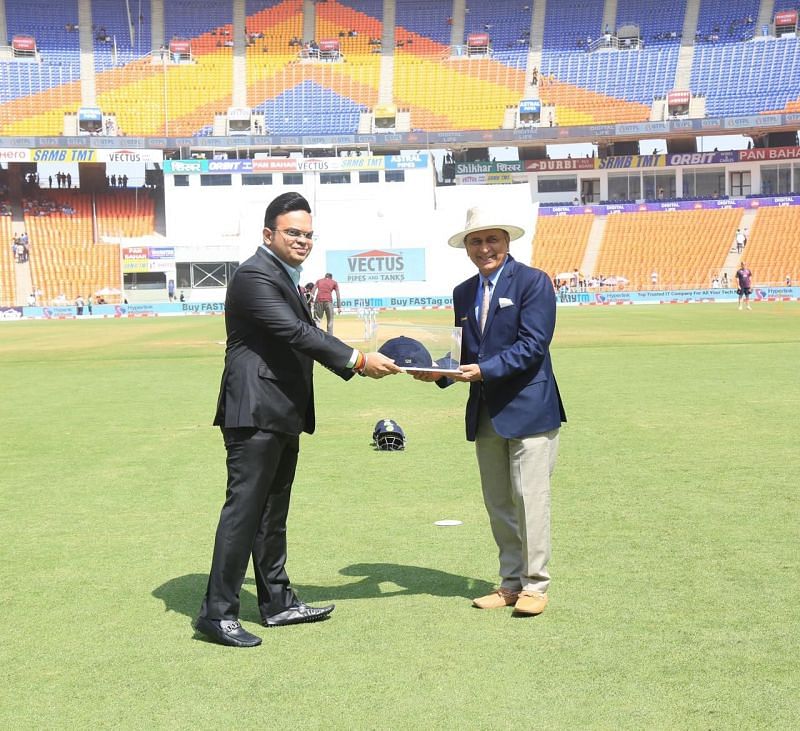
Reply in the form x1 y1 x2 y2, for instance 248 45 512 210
498 298 514 308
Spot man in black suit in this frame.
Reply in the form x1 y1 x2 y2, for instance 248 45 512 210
195 192 400 647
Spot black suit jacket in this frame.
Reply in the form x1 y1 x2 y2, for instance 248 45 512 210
213 247 354 435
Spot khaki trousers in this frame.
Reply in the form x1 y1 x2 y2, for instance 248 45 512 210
475 402 559 594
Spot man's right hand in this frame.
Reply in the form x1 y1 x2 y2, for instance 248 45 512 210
362 352 403 379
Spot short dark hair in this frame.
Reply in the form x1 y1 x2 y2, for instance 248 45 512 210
263 192 311 230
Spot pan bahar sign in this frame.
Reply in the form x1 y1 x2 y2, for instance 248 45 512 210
327 248 426 283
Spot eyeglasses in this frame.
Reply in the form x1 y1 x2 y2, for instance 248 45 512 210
277 228 315 242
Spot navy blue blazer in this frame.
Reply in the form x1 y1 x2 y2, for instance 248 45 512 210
451 255 566 441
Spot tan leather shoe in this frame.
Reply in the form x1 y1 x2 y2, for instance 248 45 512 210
472 588 520 609
513 591 548 615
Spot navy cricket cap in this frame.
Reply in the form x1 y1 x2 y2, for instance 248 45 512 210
435 351 460 370
378 336 433 369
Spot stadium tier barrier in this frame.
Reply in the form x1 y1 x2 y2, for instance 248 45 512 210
2 285 798 321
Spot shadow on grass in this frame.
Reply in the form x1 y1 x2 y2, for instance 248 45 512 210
153 564 494 622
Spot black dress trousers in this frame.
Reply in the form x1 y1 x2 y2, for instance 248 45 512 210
199 427 299 621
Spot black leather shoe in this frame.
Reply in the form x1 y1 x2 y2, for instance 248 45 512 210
262 601 335 627
194 617 262 647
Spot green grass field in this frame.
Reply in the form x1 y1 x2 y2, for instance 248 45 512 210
1 303 798 729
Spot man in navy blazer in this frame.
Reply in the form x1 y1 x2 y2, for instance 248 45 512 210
415 205 566 616
195 192 400 647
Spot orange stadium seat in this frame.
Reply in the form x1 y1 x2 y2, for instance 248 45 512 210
531 214 594 279
593 208 743 290
21 191 123 304
0 216 17 307
743 207 800 287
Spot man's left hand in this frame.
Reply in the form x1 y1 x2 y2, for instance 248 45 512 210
451 364 482 382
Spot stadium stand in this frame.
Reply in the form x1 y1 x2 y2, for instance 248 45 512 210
96 190 156 239
692 39 800 117
92 0 153 70
5 0 80 66
461 0 533 68
0 215 17 307
164 0 233 54
0 0 799 307
3 0 800 136
254 79 366 135
538 0 678 124
744 206 800 286
615 0 687 47
531 214 593 280
28 241 121 306
12 190 126 305
593 208 743 290
695 0 760 44
394 0 451 46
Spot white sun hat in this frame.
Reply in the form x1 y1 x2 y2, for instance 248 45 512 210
447 205 526 248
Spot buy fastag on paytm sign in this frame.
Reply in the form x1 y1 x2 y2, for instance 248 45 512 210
327 248 426 283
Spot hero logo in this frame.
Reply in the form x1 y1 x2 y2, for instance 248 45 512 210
0 149 28 161
107 150 142 162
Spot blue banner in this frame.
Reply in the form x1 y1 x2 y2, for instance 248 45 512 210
519 99 541 114
7 288 798 322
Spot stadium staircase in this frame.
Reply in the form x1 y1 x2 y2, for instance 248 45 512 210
720 208 758 280
0 217 16 307
602 0 619 35
377 1 395 107
756 0 777 31
14 250 33 305
524 0 546 98
580 215 609 280
674 0 700 89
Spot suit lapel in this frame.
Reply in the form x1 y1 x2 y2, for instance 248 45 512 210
481 256 515 338
465 274 481 338
257 248 313 324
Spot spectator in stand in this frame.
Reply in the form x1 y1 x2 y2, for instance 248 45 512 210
736 262 753 310
313 272 341 334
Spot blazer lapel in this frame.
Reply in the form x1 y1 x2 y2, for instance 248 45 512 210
482 257 516 337
465 274 481 338
257 248 313 324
